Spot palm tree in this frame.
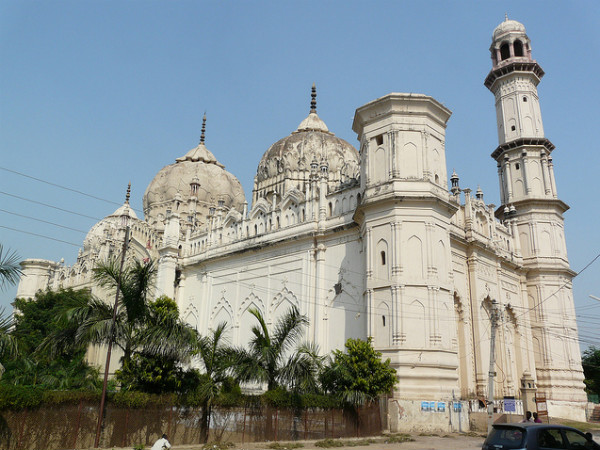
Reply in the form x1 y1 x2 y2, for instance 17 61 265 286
194 322 234 443
0 308 18 378
232 306 310 391
44 258 195 369
0 244 22 291
0 244 21 378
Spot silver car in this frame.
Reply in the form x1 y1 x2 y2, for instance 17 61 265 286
482 423 600 450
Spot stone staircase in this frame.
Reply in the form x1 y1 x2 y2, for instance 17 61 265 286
591 405 600 422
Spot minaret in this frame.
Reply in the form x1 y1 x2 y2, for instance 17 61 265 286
485 18 586 408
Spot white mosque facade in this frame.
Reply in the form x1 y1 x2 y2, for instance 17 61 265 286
16 19 588 423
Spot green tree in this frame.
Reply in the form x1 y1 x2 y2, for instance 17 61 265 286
114 296 200 394
232 306 312 391
194 322 236 443
50 260 196 370
582 346 600 397
0 244 21 378
0 309 18 378
2 289 100 389
320 337 397 406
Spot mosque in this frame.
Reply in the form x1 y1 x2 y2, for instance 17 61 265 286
16 18 588 424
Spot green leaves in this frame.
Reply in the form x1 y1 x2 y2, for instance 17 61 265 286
320 337 397 406
232 306 310 391
582 346 600 397
0 244 22 291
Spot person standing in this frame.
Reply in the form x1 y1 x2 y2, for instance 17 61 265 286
151 434 171 450
520 411 534 423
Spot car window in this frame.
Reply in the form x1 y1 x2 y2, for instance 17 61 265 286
563 429 596 450
485 428 525 449
538 429 567 449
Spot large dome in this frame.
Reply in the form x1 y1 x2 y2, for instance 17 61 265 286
254 86 360 203
143 120 246 232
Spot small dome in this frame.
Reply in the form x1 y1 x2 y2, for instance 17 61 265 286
254 86 360 203
83 201 139 252
143 118 245 232
492 18 526 41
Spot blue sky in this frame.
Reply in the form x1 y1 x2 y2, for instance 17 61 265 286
1 1 599 349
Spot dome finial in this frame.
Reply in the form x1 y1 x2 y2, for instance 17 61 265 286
200 113 207 144
310 83 317 113
505 12 508 21
125 182 131 204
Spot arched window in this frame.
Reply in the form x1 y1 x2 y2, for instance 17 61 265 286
328 202 333 216
514 40 524 57
381 251 386 265
382 315 386 326
500 43 510 60
435 174 440 184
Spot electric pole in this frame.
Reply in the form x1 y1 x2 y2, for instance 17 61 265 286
487 299 500 434
94 183 132 448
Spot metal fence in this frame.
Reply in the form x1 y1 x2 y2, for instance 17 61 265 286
0 400 384 450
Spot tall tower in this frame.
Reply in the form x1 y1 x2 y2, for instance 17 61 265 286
352 94 460 400
485 18 586 407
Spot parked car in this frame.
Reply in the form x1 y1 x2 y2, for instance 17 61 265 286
482 423 600 450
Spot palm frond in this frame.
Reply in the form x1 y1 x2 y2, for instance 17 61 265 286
0 244 22 291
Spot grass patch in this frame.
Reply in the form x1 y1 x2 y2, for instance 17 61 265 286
345 439 377 446
382 433 414 443
418 432 439 437
267 443 304 449
549 418 600 433
314 438 377 448
202 442 235 450
461 431 486 438
314 439 345 448
442 434 455 438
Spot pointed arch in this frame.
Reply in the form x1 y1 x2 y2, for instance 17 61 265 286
407 235 423 278
270 287 299 326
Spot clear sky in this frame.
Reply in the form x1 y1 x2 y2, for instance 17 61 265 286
1 1 599 349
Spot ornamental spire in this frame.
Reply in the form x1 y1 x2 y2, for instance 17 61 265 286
310 83 317 113
200 113 207 144
125 182 131 204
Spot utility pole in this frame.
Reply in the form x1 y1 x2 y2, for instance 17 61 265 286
487 299 501 434
94 183 132 448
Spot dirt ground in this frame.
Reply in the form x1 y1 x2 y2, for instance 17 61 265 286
106 432 486 450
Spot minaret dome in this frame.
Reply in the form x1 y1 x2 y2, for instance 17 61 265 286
490 17 532 68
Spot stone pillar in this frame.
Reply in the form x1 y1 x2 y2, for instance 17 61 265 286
520 371 537 418
540 152 552 196
497 164 506 204
547 157 558 199
503 157 513 202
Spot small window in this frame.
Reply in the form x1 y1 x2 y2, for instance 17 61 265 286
382 315 386 327
516 163 520 170
375 135 383 146
522 96 528 102
511 125 516 131
381 251 386 265
328 202 333 216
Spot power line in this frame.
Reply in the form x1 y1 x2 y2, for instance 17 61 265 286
0 225 81 247
0 165 144 214
0 190 102 221
0 208 88 234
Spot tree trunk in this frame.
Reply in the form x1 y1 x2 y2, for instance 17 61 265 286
200 401 210 443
